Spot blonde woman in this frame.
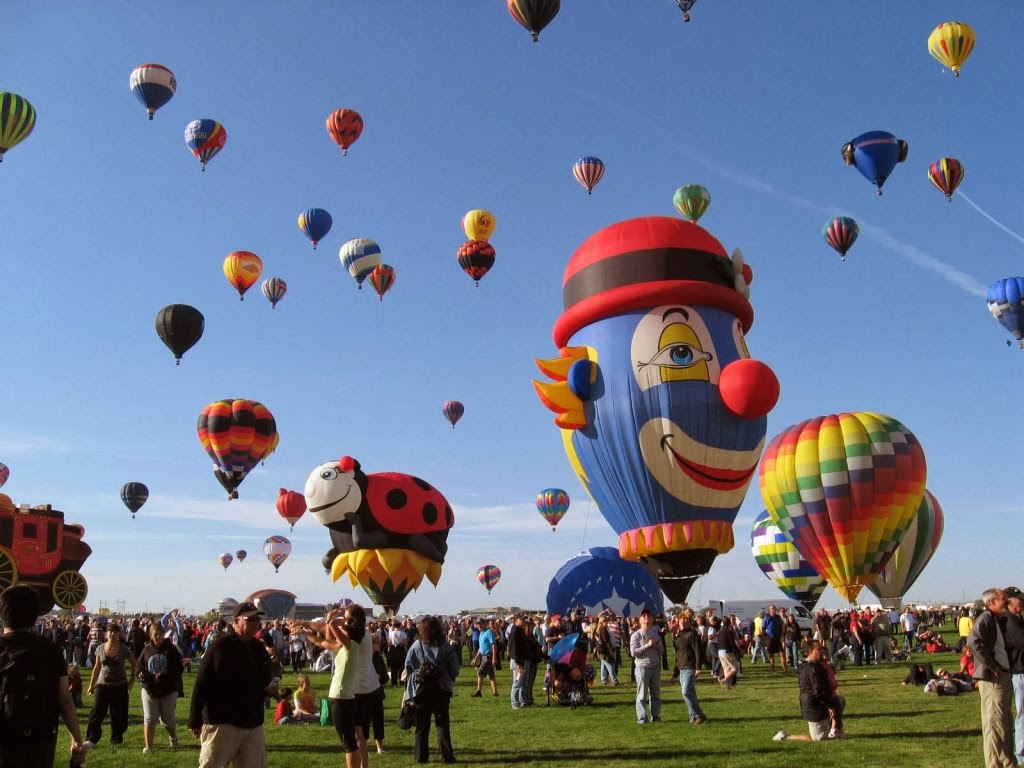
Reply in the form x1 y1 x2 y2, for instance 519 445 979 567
292 673 320 723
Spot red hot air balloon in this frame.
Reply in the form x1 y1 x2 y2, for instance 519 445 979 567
326 109 363 156
442 400 465 428
457 240 496 286
368 264 395 301
572 157 605 195
276 488 307 530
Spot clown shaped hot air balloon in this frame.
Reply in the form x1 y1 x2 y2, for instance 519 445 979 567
196 399 277 499
536 488 569 531
339 238 382 289
305 456 454 615
223 251 263 300
750 510 826 611
928 21 975 78
534 216 779 604
477 564 501 594
276 488 306 530
867 489 944 609
841 131 909 195
264 536 291 572
758 411 928 603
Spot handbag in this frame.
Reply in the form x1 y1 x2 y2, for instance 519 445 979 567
396 699 417 731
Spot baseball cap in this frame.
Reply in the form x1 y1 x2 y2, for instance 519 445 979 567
1005 586 1023 600
233 601 264 620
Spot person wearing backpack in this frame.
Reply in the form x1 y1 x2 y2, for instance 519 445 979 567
405 615 460 764
0 584 87 767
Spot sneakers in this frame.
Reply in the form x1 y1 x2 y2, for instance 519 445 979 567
377 747 387 754
829 730 849 739
169 737 178 749
82 742 96 750
693 716 707 725
143 747 152 754
772 730 788 742
471 691 481 697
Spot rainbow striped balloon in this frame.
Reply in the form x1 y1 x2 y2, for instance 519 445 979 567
263 535 292 572
477 564 502 594
867 490 943 608
758 411 927 603
750 510 826 610
537 488 570 531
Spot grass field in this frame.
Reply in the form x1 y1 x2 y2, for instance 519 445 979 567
61 629 987 767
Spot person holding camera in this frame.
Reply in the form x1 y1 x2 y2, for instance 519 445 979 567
137 621 184 753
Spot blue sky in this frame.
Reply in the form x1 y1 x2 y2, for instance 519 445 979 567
1 2 1020 616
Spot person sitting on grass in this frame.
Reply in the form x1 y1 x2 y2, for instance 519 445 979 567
773 640 845 743
292 673 321 723
275 687 298 724
901 661 936 686
959 647 975 678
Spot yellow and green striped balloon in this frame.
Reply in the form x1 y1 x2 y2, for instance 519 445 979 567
0 92 36 161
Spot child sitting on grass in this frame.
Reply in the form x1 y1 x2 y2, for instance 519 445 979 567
275 687 298 724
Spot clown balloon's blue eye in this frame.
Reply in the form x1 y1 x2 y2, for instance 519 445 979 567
641 344 711 370
669 345 694 365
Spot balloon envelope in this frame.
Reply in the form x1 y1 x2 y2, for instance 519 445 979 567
218 553 233 570
298 207 333 248
120 482 149 518
0 92 36 160
276 488 307 530
223 251 263 300
261 277 287 309
442 400 465 428
672 184 710 223
507 0 560 41
368 264 395 301
0 463 8 488
987 277 1024 346
759 411 927 603
823 217 859 261
841 131 908 194
184 119 226 170
750 510 826 610
546 546 665 618
235 549 247 562
264 535 292 572
457 240 495 286
536 488 569 530
462 210 496 241
867 490 944 608
928 21 975 77
326 109 363 155
339 238 382 287
129 63 176 119
155 304 205 364
196 399 277 499
477 564 502 593
572 157 605 195
927 157 964 201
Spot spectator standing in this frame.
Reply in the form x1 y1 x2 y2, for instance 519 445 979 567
470 619 498 697
405 616 460 764
900 607 917 650
84 621 137 748
763 605 787 672
871 609 893 664
673 614 706 724
967 588 1016 768
1001 586 1024 766
137 622 184 753
630 609 663 724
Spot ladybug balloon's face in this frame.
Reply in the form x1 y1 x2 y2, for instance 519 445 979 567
305 461 361 525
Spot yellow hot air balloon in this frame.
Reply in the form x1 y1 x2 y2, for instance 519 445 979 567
0 92 36 162
222 251 263 300
927 21 975 77
461 209 496 241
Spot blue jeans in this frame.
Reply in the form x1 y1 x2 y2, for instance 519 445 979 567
751 636 767 663
678 669 704 721
511 660 531 708
1013 672 1024 764
635 665 661 723
600 658 618 684
787 640 800 669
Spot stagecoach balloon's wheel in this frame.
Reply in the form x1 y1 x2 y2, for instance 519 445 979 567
52 569 87 609
0 549 16 590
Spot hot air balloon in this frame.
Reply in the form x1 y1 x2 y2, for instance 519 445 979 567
462 210 496 241
672 184 711 223
823 217 859 261
750 510 826 611
534 216 779 604
927 157 965 202
235 549 247 562
507 0 560 42
0 92 35 163
339 237 382 289
928 21 975 77
987 277 1024 348
759 411 928 603
867 490 944 609
368 264 395 301
442 400 465 428
667 0 697 22
196 399 277 499
155 304 204 365
298 207 333 249
841 131 908 195
218 552 233 570
0 463 8 488
276 488 306 530
120 482 149 519
546 547 665 618
129 64 176 120
457 241 496 286
326 109 363 156
572 157 605 195
536 488 570 531
477 564 502 594
223 251 263 300
261 277 287 309
305 456 454 616
264 536 291 572
184 119 226 171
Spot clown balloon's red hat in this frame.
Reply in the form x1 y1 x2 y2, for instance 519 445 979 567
553 216 754 348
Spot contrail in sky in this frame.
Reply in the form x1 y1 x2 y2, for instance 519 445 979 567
956 190 1024 246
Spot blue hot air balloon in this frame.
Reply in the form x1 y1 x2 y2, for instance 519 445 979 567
987 277 1024 348
298 208 333 249
841 131 908 195
546 546 665 618
129 64 176 120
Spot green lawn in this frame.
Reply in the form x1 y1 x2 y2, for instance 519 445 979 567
62 636 986 767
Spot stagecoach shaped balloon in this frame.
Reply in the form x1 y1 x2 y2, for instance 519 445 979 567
534 216 779 603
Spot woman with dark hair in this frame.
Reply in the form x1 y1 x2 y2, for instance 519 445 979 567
783 614 803 670
405 615 460 764
287 604 366 768
84 622 137 748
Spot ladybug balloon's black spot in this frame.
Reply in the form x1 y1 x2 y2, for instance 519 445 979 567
422 502 438 526
413 477 433 492
445 506 454 527
386 488 408 510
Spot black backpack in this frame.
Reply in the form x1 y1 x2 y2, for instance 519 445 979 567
0 638 55 741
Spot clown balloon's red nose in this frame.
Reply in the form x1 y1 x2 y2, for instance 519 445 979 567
718 359 779 419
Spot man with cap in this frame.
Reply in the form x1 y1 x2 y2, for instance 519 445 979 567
1002 586 1024 765
967 588 1016 768
189 601 278 768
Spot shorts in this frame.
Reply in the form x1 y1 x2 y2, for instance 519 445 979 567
477 657 495 679
717 651 739 679
141 689 178 727
330 697 358 753
767 638 782 654
807 717 831 741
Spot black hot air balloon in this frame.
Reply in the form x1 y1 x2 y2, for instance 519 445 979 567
507 0 560 42
155 304 205 365
121 482 149 518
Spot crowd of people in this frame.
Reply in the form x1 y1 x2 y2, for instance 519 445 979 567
2 586 1020 768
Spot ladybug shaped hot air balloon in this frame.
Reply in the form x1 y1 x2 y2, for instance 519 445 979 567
276 488 307 530
457 240 496 286
326 109 363 156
